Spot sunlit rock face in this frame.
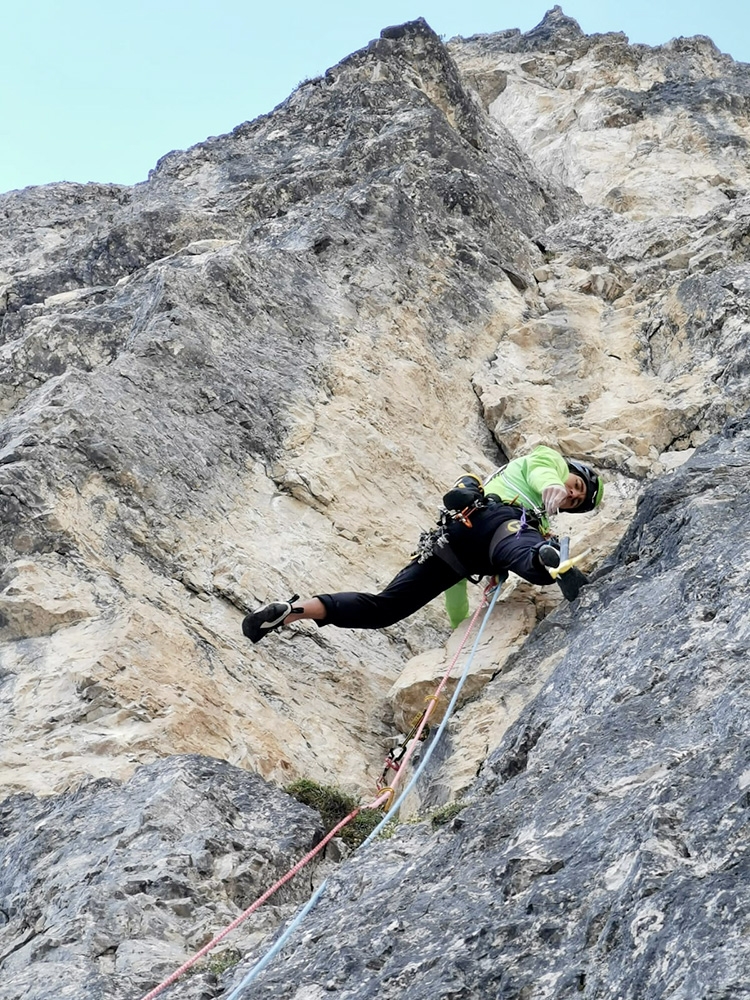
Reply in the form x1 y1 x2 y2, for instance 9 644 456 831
451 5 750 219
450 5 750 481
0 10 748 1000
0 18 571 804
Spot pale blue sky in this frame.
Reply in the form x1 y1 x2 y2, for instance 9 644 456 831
1 0 747 195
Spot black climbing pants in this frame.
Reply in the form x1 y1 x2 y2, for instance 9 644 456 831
315 504 554 629
317 556 463 629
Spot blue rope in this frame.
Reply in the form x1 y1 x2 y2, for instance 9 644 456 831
225 584 502 998
225 881 328 1000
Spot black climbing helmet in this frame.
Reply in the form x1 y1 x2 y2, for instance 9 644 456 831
566 459 604 513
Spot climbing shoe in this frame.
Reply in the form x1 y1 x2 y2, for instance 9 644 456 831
556 566 589 602
242 594 303 643
535 543 561 571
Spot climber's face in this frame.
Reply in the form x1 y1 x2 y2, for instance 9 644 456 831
560 473 588 510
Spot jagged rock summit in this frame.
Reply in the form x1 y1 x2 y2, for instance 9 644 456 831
0 11 748 1000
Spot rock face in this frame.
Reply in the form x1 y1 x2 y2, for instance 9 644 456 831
0 16 576 806
0 9 748 1000
0 756 323 1000
225 416 750 1000
451 6 750 219
450 7 750 478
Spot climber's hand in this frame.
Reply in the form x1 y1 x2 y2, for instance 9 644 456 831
542 484 568 516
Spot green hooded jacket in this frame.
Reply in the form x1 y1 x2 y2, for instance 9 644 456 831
443 446 571 627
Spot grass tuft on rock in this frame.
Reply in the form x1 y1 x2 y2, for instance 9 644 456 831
431 801 469 828
285 778 382 848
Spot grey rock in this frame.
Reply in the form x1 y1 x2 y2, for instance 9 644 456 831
0 756 322 1000
0 16 568 567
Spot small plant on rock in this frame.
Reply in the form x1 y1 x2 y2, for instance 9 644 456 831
431 801 469 828
206 948 242 976
285 778 383 848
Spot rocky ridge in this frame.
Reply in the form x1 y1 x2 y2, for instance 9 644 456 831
0 9 748 999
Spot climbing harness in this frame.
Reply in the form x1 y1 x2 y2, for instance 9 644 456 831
414 474 492 580
138 581 502 1000
416 466 557 580
441 474 486 527
414 524 483 582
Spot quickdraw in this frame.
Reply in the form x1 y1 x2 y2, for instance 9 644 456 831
378 699 442 789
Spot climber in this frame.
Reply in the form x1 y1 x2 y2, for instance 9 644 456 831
242 445 604 643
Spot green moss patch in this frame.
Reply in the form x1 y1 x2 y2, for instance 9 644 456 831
285 778 383 848
430 801 469 828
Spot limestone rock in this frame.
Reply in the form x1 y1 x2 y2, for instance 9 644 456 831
0 558 98 639
469 193 750 483
0 9 749 1000
223 403 750 1000
0 756 324 1000
0 17 569 801
387 579 559 733
450 7 750 219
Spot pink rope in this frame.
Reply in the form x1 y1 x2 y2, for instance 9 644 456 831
139 582 495 999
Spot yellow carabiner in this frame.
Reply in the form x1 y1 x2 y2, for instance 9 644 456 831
379 786 396 811
546 550 590 580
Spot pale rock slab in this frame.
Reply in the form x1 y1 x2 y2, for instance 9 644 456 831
450 8 750 219
387 579 557 730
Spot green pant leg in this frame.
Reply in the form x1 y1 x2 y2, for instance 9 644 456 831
444 579 470 628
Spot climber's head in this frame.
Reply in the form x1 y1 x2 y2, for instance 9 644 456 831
561 460 604 513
